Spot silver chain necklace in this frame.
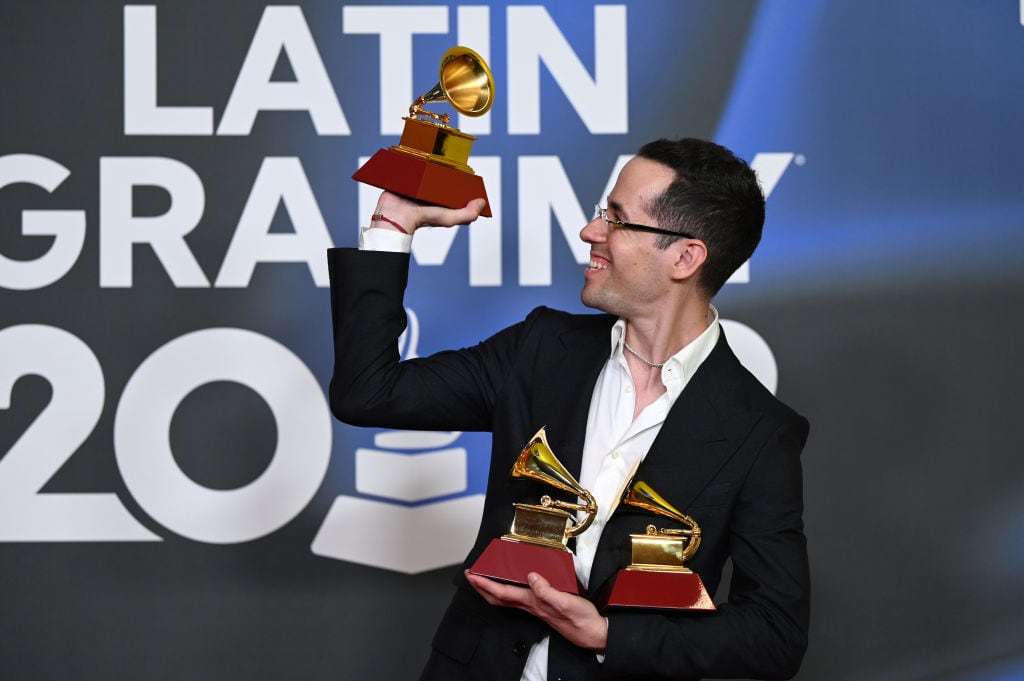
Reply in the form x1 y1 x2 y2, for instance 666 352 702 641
623 339 666 368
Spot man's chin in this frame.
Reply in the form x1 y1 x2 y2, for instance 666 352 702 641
580 289 612 314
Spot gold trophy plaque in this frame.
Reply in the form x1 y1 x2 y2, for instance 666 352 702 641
469 428 596 594
352 46 494 216
599 480 716 611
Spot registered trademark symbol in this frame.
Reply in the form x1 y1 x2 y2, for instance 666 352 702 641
794 154 806 166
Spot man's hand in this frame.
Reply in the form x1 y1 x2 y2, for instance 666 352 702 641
372 191 487 235
465 570 609 652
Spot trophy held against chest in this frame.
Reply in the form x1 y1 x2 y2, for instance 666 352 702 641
598 480 716 611
469 428 596 594
352 46 493 217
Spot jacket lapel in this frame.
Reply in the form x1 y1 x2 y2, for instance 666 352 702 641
528 314 614 480
586 334 764 596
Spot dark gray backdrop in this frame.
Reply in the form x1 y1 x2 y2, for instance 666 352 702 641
2 2 1023 680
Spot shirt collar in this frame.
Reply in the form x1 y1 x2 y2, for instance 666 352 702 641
609 305 721 397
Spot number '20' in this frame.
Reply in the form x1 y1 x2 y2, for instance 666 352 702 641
0 324 332 543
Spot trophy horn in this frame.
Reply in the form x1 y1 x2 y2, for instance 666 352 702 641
410 46 494 123
511 428 597 537
622 480 702 561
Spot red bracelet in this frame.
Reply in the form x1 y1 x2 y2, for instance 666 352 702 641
370 213 408 234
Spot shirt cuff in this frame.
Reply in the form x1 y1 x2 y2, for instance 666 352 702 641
359 226 413 253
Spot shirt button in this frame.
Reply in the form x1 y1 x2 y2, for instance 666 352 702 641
513 641 529 656
610 450 620 459
625 385 633 393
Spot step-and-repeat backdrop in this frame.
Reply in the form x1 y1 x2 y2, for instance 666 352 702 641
2 2 1023 679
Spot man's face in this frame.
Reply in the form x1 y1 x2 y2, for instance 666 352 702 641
579 157 677 318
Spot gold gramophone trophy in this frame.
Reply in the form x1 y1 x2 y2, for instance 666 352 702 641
599 480 716 611
352 46 494 216
469 428 596 594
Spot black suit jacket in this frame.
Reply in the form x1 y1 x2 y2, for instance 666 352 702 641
328 248 810 681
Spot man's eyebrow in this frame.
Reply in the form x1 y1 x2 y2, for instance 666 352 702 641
607 199 628 221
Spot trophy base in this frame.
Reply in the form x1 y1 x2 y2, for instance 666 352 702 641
598 568 716 611
469 537 581 594
353 147 492 217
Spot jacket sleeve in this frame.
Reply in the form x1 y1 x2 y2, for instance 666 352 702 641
600 412 810 681
327 247 538 432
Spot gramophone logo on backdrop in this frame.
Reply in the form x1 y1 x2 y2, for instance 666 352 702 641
311 308 485 574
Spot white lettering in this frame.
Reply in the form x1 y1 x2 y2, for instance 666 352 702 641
0 325 160 541
517 155 601 286
467 157 502 286
729 152 796 284
456 6 491 136
508 5 628 134
99 157 209 287
123 5 214 135
218 6 349 136
0 155 86 290
114 328 332 543
343 6 449 136
216 157 334 287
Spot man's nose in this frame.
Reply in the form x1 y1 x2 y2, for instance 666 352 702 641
580 215 605 243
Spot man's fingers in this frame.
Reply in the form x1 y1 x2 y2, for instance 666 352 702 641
373 192 487 233
465 571 534 609
419 198 487 228
526 572 557 601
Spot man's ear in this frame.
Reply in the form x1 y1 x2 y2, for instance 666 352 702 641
670 239 708 281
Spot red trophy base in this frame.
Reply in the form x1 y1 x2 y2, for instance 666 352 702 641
599 569 716 611
469 538 581 594
353 147 492 217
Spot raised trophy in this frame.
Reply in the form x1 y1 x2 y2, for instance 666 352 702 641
352 46 494 216
598 480 716 611
469 428 596 594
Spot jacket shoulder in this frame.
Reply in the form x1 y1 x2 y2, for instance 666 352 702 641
712 331 810 436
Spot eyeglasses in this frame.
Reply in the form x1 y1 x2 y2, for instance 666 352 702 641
593 205 695 240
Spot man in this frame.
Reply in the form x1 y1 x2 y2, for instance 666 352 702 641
328 138 810 680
